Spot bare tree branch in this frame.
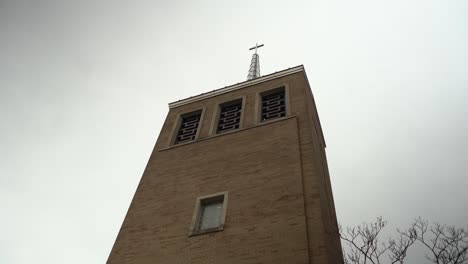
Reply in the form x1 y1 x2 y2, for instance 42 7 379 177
340 217 414 264
341 217 468 264
407 217 468 264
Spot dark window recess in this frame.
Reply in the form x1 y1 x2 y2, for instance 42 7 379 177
261 90 286 121
175 112 201 144
217 101 242 133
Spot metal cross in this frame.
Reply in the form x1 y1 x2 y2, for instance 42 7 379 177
249 43 264 54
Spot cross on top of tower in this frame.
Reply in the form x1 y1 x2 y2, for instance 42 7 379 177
249 43 264 54
247 43 264 80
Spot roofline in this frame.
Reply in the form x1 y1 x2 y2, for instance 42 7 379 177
168 65 305 109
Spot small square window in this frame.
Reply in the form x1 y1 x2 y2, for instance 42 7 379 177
189 192 228 236
199 199 223 230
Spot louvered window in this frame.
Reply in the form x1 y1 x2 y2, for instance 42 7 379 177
261 89 286 121
174 111 201 144
217 100 242 133
198 198 223 230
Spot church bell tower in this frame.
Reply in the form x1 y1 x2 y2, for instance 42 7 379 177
107 47 344 264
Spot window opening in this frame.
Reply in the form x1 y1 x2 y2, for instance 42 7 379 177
217 100 242 133
175 111 201 144
261 89 286 121
198 198 224 230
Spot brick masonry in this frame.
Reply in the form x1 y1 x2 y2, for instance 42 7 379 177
107 69 344 264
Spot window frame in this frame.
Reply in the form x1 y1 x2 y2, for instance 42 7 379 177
255 86 290 124
188 191 229 236
170 108 205 146
209 97 246 136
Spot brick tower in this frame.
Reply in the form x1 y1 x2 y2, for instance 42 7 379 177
107 65 344 264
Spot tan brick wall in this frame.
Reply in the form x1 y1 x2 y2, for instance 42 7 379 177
107 71 343 264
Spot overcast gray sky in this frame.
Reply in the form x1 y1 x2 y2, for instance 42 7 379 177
1 0 467 263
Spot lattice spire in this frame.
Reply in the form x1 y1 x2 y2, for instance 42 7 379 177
247 43 264 80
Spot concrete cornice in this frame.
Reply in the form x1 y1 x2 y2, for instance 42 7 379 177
168 65 304 109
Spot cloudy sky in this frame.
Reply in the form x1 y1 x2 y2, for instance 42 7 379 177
1 0 467 263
